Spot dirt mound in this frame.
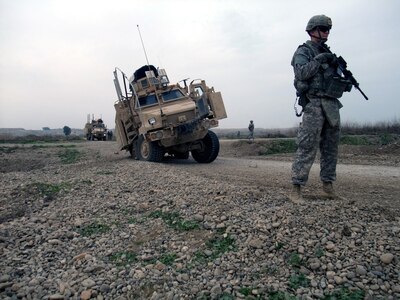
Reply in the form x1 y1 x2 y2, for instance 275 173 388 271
220 139 400 166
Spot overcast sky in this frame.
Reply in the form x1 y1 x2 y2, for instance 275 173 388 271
1 0 399 130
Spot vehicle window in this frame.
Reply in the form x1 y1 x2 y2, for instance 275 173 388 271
194 87 204 97
161 89 185 102
138 94 158 107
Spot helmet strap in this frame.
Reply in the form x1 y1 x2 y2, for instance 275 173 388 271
308 29 327 44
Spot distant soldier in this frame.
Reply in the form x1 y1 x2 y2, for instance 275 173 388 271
247 120 254 143
107 130 113 141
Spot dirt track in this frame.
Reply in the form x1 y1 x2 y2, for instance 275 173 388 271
173 140 400 210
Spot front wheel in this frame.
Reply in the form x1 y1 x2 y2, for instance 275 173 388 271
191 130 220 163
135 135 164 162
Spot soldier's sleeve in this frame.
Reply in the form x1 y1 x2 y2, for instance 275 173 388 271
291 46 320 81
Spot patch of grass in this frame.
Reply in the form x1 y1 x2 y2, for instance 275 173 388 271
124 210 146 225
0 135 84 144
268 291 297 300
78 222 111 236
288 252 303 268
30 144 52 149
58 148 82 164
110 251 138 266
315 247 325 258
31 144 76 149
218 294 235 300
128 217 137 224
148 210 200 231
339 135 372 146
158 252 177 266
260 140 297 155
238 287 265 299
0 144 77 153
206 235 236 257
275 242 284 250
288 273 309 290
239 287 252 296
29 182 69 198
193 250 208 265
323 288 365 300
193 234 236 265
379 133 397 145
0 146 20 153
261 265 279 275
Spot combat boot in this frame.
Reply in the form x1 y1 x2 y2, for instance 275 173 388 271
322 181 336 199
288 184 304 204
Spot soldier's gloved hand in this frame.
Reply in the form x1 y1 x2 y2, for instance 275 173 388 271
314 53 334 64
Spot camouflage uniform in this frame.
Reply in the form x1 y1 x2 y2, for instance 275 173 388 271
291 40 342 185
247 121 254 141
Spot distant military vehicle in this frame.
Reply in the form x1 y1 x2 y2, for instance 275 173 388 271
84 115 108 141
113 65 227 163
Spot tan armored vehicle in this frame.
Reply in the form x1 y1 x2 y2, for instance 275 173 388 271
113 65 227 163
84 115 108 141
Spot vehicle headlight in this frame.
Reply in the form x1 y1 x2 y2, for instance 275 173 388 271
156 131 163 139
148 117 156 125
150 131 163 140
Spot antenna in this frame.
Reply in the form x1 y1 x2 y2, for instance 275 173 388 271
137 25 150 66
136 25 164 117
137 25 164 116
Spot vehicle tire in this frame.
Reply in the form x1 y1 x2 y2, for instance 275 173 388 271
128 143 138 160
191 130 219 163
135 135 164 162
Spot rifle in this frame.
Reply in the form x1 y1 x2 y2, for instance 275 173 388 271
321 44 369 100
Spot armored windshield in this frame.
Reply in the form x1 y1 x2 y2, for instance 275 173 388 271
161 89 185 102
137 94 158 107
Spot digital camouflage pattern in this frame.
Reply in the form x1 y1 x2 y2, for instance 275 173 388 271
305 15 332 32
291 96 340 185
291 40 341 185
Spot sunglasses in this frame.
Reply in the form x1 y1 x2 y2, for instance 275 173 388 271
317 26 330 33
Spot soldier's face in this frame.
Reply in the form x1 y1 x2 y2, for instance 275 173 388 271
310 26 330 42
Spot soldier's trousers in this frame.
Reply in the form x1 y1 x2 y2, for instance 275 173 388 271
291 99 340 186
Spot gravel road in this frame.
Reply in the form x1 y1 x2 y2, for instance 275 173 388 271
0 140 399 299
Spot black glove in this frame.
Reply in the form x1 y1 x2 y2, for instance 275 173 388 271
314 53 334 64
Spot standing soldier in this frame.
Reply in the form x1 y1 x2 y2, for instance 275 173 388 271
289 15 352 203
247 120 254 143
107 130 113 141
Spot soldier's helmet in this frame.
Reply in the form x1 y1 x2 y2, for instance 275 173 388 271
306 15 332 32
